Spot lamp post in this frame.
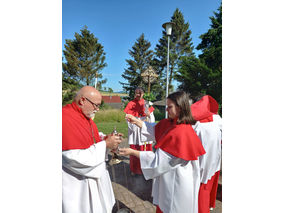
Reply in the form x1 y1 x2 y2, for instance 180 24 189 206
162 22 174 118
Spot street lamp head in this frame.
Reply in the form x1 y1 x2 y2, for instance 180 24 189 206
162 22 175 36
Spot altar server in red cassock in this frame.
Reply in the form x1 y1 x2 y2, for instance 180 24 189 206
120 91 206 213
62 86 122 213
191 95 222 213
124 87 155 175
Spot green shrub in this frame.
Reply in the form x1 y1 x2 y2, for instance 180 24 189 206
143 92 156 101
154 107 165 121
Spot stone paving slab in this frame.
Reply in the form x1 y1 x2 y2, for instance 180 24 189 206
112 182 156 213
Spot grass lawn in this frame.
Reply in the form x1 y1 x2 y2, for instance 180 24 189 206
96 121 128 137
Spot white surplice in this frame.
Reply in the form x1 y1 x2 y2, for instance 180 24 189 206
192 114 222 184
127 116 154 146
139 122 201 213
62 140 115 213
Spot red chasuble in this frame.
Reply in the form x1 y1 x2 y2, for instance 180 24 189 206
62 102 101 151
124 99 154 117
154 119 205 161
191 95 219 123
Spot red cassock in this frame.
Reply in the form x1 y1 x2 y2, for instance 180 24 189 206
124 98 154 174
62 102 102 151
191 95 221 213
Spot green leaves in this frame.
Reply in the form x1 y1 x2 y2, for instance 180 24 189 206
143 92 156 102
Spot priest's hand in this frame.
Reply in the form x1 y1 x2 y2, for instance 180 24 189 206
105 134 122 150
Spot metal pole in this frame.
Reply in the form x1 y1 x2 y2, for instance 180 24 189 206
165 35 170 118
148 75 150 93
94 73 98 89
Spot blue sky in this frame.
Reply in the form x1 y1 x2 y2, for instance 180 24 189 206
63 0 222 92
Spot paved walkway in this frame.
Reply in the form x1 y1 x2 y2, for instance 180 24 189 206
107 139 222 213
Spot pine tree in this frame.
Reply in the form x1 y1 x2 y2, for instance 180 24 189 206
175 4 222 112
154 8 195 94
62 26 107 87
120 33 154 100
176 56 212 97
62 73 82 106
196 5 222 103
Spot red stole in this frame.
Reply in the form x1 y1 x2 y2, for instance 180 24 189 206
62 102 101 151
191 95 219 123
154 119 205 161
124 99 147 117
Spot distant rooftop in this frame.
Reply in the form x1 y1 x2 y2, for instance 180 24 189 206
102 96 122 103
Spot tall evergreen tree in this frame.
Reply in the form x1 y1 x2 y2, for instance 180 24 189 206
176 4 222 107
62 73 82 106
176 56 212 97
62 26 107 87
196 5 222 103
120 33 154 100
154 8 195 94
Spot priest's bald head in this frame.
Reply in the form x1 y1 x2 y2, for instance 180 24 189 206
74 86 102 119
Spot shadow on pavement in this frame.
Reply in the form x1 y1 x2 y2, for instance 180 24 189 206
107 155 153 203
216 184 222 202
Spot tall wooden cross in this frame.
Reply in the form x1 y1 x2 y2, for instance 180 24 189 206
141 66 159 93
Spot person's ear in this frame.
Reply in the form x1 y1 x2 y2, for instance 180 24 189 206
78 97 85 106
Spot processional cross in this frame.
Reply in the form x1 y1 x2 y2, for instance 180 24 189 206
141 66 159 93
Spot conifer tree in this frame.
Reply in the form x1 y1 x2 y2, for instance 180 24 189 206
154 8 195 94
62 26 107 87
120 33 154 100
62 73 82 106
196 5 222 103
176 4 222 108
176 56 212 97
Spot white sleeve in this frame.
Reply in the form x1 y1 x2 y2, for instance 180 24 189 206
62 141 107 178
140 148 187 180
213 114 222 132
98 132 106 140
149 112 155 123
140 121 156 142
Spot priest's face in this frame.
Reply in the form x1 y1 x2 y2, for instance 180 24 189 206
167 99 180 119
134 89 144 101
82 96 101 119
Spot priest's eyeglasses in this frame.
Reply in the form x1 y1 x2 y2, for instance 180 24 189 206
84 97 101 109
